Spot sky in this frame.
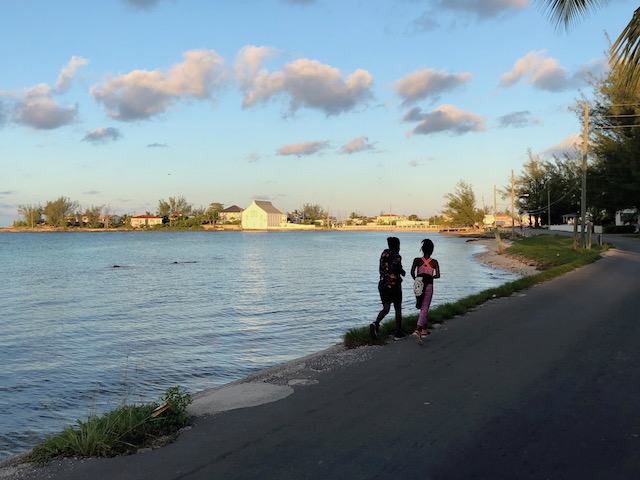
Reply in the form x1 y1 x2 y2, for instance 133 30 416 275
0 0 633 227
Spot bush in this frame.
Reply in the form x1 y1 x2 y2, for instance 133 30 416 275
27 386 192 465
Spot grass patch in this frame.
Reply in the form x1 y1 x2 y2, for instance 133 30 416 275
343 235 608 349
26 386 192 466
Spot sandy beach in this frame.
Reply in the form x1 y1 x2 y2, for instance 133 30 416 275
469 237 539 276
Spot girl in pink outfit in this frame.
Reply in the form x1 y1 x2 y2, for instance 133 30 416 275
410 239 440 345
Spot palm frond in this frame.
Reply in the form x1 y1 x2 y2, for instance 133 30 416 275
611 7 640 93
535 0 609 30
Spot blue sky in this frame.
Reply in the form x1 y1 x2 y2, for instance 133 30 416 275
0 0 632 227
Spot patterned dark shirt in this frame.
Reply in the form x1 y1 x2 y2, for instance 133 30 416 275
379 248 403 290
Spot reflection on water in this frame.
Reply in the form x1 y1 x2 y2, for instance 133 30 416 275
0 230 517 458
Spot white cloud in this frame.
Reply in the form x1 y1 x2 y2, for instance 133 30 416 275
246 152 260 163
499 50 603 92
277 140 329 156
395 68 471 105
82 127 123 144
55 56 89 93
496 110 543 128
434 0 528 20
14 84 78 129
0 99 7 128
409 0 528 32
405 104 486 135
90 49 227 121
121 0 162 10
541 134 582 157
236 48 374 116
339 136 375 154
235 45 279 87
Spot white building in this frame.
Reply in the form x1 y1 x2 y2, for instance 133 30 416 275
241 201 287 230
219 205 243 223
130 215 163 228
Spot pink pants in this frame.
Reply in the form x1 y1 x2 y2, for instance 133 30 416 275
417 284 433 327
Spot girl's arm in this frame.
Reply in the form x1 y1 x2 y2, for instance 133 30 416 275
432 259 441 279
410 257 420 279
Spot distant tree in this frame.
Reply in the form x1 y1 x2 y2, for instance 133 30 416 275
121 214 132 228
157 196 193 218
511 150 553 227
101 204 111 228
427 214 447 225
83 205 103 228
301 203 326 223
407 214 419 221
18 204 43 228
207 202 224 224
586 59 640 222
442 180 484 228
43 197 79 227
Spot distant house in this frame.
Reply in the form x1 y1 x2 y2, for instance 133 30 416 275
241 201 287 230
484 213 520 227
219 205 243 223
131 215 163 228
615 208 638 226
376 214 407 225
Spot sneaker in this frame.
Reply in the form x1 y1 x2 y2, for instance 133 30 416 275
420 330 431 338
412 330 423 345
369 323 378 340
393 332 406 341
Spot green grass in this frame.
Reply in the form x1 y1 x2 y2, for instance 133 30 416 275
26 386 192 466
343 235 608 349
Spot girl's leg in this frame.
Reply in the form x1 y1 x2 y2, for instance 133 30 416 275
393 298 403 336
375 303 390 324
417 284 434 331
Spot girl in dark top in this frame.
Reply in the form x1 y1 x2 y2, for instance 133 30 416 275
410 238 440 345
370 237 406 341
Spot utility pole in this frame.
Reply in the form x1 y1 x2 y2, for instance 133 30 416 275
580 102 589 248
547 189 551 228
493 185 497 228
511 169 515 238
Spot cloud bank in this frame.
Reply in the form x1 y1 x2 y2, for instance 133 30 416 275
91 49 226 121
236 46 373 116
404 104 486 136
500 51 606 92
395 68 471 105
82 127 123 144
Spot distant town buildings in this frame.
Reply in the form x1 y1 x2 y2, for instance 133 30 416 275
130 215 164 228
219 205 243 224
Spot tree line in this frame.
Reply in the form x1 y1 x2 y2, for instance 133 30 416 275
13 197 351 229
442 50 640 230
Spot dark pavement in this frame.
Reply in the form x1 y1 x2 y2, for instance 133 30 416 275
12 235 640 479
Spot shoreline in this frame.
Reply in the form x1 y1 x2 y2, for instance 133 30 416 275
469 237 539 276
0 235 535 475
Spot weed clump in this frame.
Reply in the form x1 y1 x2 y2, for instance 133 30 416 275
27 386 192 465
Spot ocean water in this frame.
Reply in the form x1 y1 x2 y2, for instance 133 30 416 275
0 230 518 459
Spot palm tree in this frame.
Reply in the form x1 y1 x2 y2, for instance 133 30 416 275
537 0 640 91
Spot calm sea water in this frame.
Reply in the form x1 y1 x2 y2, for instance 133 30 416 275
0 230 518 459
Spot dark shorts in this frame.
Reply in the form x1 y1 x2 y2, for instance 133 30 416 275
378 283 402 305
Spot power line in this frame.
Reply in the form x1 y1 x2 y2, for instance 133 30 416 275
594 124 640 128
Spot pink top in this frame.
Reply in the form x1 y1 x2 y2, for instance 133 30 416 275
417 257 434 276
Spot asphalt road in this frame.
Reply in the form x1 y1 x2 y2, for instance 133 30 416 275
11 235 640 480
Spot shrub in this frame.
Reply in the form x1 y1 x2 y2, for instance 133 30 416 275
27 386 192 465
